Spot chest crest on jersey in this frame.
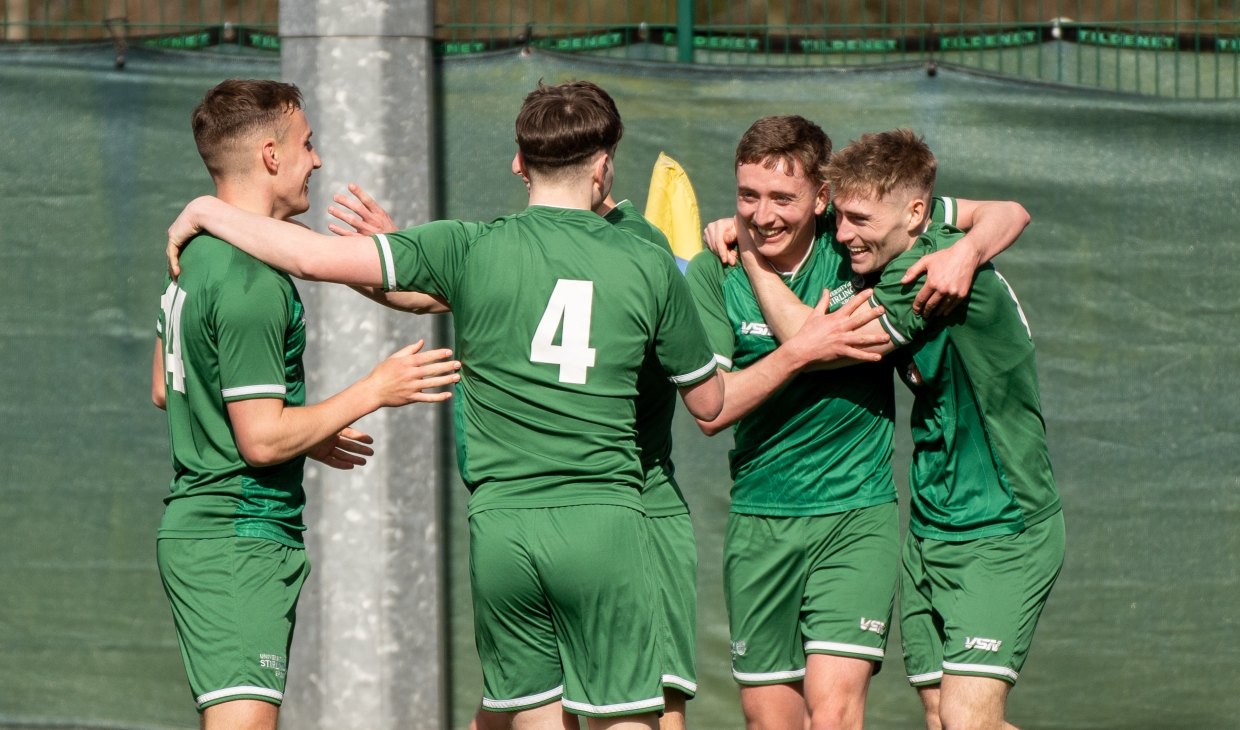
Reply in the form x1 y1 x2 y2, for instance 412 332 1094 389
827 277 866 309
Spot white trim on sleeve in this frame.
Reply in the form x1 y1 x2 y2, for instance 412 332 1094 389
374 233 396 290
221 384 287 399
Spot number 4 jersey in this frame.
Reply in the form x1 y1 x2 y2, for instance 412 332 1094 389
373 206 718 516
155 235 309 547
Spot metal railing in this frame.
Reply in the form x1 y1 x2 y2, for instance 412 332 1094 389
3 1 1239 98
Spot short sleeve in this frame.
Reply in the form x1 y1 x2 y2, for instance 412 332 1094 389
214 275 291 401
654 258 719 386
929 196 957 226
684 250 735 368
374 220 483 301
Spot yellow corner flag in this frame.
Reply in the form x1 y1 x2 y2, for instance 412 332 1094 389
644 152 702 272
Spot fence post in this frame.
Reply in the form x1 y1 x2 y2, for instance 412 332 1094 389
677 0 694 63
278 1 447 729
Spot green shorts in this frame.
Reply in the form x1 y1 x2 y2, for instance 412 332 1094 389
156 536 310 711
724 503 899 685
647 513 698 697
901 512 1066 686
470 506 664 719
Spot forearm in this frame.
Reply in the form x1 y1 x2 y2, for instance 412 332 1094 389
955 199 1030 264
184 196 384 285
230 377 384 467
350 285 451 314
695 347 802 435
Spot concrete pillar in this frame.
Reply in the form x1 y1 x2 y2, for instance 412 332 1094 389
277 2 446 729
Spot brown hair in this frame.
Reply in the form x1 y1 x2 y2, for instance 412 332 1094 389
826 128 937 205
191 78 303 179
734 115 832 188
514 80 623 178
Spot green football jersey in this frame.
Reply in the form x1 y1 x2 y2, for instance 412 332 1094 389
374 206 717 516
871 222 1062 542
603 199 688 517
684 218 897 517
156 235 308 547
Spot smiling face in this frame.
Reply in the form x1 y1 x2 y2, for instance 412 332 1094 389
832 187 925 275
735 156 828 271
271 108 321 219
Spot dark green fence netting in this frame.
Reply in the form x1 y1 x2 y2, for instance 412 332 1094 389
2 45 1237 730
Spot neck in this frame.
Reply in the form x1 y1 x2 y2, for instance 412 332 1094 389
767 233 815 274
214 176 280 219
527 180 596 211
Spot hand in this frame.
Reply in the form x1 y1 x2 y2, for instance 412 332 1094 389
307 427 375 470
902 238 981 318
327 183 397 237
702 217 738 266
166 196 213 278
784 289 890 370
368 339 462 407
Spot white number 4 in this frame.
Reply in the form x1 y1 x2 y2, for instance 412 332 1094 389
160 281 187 394
530 279 597 384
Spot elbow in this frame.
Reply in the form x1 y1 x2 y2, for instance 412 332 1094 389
696 418 725 437
236 442 283 468
151 385 166 410
1007 201 1031 230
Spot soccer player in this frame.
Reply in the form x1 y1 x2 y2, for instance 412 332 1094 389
164 80 725 730
734 128 1064 730
152 78 461 730
327 181 704 730
686 115 1030 730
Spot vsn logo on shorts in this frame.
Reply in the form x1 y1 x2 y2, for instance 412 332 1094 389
730 640 748 658
964 636 1003 652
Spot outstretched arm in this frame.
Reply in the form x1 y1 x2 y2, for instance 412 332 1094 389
228 340 460 467
904 198 1029 317
167 195 383 286
326 183 451 314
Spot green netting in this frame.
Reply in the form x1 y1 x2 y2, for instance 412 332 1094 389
2 44 1238 730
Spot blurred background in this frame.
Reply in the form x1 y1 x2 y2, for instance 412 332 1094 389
1 2 1238 728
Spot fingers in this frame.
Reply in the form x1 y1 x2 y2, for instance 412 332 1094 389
327 222 364 238
408 348 459 367
338 426 373 444
349 182 378 209
167 240 182 279
901 257 929 285
389 339 427 358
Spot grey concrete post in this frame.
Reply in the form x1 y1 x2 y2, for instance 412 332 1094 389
277 2 446 728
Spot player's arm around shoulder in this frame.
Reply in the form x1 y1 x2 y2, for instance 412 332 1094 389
227 341 461 468
905 197 1030 317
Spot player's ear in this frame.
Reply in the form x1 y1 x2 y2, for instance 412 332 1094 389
261 138 279 175
905 196 926 232
813 182 829 215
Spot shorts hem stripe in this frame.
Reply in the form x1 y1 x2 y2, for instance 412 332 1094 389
481 685 564 710
662 674 698 695
732 667 806 684
561 695 664 717
804 640 884 659
907 670 944 686
196 686 283 708
943 661 1019 682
